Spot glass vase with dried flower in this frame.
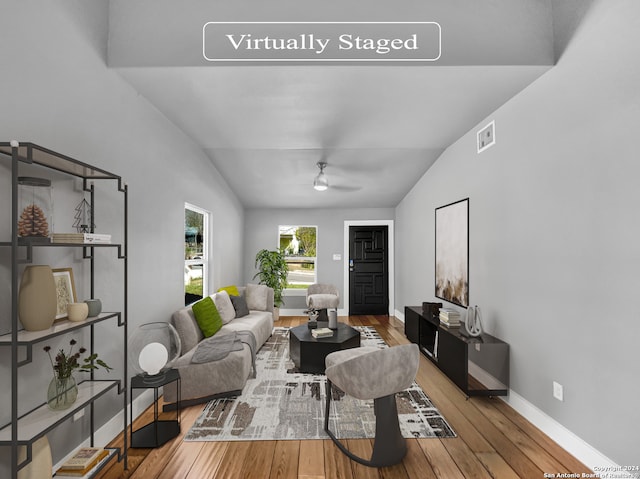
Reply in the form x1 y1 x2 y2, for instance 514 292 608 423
44 339 113 410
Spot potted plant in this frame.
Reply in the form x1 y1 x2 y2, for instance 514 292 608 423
253 249 288 321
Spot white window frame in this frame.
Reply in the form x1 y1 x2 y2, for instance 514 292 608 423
278 225 317 295
185 203 210 301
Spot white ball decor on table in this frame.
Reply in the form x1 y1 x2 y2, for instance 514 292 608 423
129 322 181 385
464 305 483 337
139 342 168 375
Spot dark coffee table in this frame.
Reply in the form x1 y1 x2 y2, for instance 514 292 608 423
289 322 361 374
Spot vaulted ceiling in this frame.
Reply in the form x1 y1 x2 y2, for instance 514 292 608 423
108 0 559 208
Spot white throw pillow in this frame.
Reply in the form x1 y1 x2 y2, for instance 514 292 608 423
211 290 236 324
246 283 268 311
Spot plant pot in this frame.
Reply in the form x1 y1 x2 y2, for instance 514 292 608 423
273 306 280 322
47 375 78 411
18 265 57 331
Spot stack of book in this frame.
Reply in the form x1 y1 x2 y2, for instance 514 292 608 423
55 447 110 477
52 232 112 244
311 327 334 338
439 308 461 328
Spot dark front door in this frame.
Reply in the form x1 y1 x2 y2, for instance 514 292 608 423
349 225 389 315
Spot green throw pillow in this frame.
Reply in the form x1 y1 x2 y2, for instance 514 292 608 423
192 296 222 338
218 285 240 297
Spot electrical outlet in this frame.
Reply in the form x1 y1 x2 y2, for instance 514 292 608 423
553 381 564 402
73 409 85 422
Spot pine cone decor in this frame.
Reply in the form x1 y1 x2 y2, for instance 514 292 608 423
18 204 50 237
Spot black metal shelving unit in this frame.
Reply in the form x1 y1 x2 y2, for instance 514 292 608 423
0 142 128 478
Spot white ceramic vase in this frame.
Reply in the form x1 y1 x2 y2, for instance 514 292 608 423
465 305 483 337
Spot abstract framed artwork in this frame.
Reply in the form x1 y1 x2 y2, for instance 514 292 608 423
52 267 77 320
435 198 469 308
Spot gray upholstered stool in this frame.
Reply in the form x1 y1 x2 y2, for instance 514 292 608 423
306 283 339 321
324 343 420 467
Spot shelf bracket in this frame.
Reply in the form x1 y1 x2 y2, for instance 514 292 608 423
83 246 94 260
17 443 33 472
17 344 33 367
117 245 125 259
17 245 33 265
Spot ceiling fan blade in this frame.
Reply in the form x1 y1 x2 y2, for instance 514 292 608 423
330 184 362 192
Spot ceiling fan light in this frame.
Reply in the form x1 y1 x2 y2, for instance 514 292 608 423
313 172 329 191
313 161 329 191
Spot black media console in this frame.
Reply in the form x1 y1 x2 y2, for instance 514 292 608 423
404 306 509 397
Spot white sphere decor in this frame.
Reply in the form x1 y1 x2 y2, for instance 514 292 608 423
138 342 168 376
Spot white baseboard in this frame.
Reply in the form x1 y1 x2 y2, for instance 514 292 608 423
394 309 405 322
503 390 632 476
53 389 155 472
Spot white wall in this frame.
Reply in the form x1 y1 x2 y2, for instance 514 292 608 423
0 1 244 472
395 0 639 467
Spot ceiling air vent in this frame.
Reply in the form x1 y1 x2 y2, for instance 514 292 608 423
477 120 495 153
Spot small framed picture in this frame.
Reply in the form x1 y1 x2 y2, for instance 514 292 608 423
52 268 77 320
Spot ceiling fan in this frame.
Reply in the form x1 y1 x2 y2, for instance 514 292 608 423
312 161 361 193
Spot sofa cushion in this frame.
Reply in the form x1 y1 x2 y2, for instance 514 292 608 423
246 283 269 311
172 306 203 354
218 285 240 297
212 290 236 324
229 293 250 318
192 297 223 337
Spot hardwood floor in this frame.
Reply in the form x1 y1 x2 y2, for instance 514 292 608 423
96 315 591 478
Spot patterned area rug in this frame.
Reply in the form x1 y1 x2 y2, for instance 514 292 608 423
184 326 455 441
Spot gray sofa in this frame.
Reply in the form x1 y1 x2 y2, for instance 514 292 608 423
163 284 274 409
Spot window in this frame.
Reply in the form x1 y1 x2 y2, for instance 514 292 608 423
185 204 209 305
279 225 317 289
